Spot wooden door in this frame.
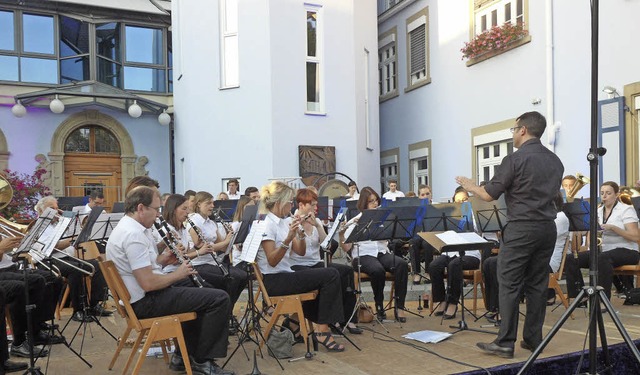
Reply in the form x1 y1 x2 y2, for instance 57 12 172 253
64 155 121 212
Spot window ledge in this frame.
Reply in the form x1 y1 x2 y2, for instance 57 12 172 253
404 77 431 94
305 111 327 116
219 85 240 90
379 90 399 103
465 35 532 67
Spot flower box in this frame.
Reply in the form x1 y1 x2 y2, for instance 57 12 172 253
462 23 530 67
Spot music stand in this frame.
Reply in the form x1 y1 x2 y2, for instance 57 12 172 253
563 198 591 233
332 198 359 221
316 196 329 221
111 202 125 213
211 199 238 222
632 196 640 218
344 208 393 331
468 195 508 234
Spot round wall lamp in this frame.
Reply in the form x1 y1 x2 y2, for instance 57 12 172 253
158 111 171 126
128 100 142 118
11 101 26 118
49 95 65 114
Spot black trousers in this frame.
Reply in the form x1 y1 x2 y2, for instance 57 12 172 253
262 267 343 324
131 286 230 362
353 253 408 309
0 280 25 358
409 236 434 276
564 247 640 300
292 262 356 324
50 256 108 312
428 254 480 305
181 263 247 316
495 221 556 349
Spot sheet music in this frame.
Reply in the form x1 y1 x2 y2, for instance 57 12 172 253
239 220 267 263
436 230 486 245
41 217 71 257
402 330 452 344
321 207 346 249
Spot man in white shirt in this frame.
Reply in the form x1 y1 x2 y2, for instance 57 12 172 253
382 180 405 201
226 179 241 200
106 186 234 375
244 186 260 203
82 191 104 215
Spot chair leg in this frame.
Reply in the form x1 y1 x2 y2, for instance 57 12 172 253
122 330 146 375
110 327 132 370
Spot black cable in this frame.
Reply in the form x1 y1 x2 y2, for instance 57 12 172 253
360 326 492 375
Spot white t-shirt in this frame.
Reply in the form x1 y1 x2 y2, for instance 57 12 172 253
549 211 570 273
161 223 192 274
382 190 405 201
227 192 241 200
256 212 295 274
599 202 639 252
187 214 219 266
289 219 323 267
106 215 164 303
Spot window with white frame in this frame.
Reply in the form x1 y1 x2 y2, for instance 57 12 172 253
306 5 323 113
474 0 524 35
405 7 430 90
476 141 513 183
378 27 397 99
409 142 430 192
219 0 239 88
380 152 399 194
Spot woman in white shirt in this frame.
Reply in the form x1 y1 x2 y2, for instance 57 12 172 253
339 187 409 322
565 181 640 300
256 181 346 352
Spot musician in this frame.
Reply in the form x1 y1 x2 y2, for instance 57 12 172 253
346 181 359 201
184 190 197 214
186 192 248 316
106 187 234 375
409 184 434 285
226 179 241 200
289 188 360 334
0 281 29 372
457 111 563 358
382 179 405 201
81 190 104 215
561 175 577 194
230 196 255 267
565 181 640 301
244 186 260 203
429 188 481 319
125 176 160 196
0 236 56 357
339 187 409 322
257 181 346 352
217 192 229 201
35 196 112 322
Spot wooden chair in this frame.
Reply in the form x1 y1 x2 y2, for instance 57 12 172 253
252 264 317 350
99 260 196 375
354 271 395 310
613 263 640 288
462 268 484 315
55 241 103 320
548 234 574 319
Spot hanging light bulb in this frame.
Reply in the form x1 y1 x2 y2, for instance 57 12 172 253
158 110 171 126
49 95 65 114
11 101 26 118
128 100 142 118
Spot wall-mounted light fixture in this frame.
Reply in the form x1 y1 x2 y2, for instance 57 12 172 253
49 95 65 114
602 86 619 98
11 101 26 118
158 110 171 126
128 100 142 118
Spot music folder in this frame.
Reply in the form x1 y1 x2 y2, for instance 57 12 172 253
418 231 493 255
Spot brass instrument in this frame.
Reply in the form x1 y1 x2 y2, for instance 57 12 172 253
186 216 229 278
0 175 30 238
566 173 590 202
154 217 204 288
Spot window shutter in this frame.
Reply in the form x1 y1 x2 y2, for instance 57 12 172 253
410 24 426 76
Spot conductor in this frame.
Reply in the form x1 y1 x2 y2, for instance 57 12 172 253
456 111 563 358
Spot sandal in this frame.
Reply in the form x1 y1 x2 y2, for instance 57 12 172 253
281 317 304 344
312 332 345 352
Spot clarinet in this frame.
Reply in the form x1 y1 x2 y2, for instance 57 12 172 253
153 219 204 288
186 216 230 278
211 210 234 233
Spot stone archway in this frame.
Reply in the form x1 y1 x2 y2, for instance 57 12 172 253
49 110 137 197
0 129 8 172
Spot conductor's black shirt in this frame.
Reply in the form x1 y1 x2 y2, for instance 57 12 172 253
483 138 564 222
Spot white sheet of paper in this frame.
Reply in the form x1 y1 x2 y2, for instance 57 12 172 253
239 220 267 263
402 330 452 344
436 230 486 245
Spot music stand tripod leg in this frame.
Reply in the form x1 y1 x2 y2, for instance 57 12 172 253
448 255 494 336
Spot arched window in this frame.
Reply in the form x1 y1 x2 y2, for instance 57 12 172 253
64 126 120 154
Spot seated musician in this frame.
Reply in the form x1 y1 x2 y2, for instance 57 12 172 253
339 187 409 322
256 181 346 352
409 184 434 285
0 280 29 372
35 196 112 322
230 196 255 268
429 188 480 319
186 192 248 318
289 188 360 334
106 186 234 375
565 181 640 302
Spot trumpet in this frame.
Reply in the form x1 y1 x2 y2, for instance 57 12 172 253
154 218 204 288
186 216 229 278
566 173 590 202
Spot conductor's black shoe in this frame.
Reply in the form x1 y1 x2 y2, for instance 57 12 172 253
34 330 65 345
520 340 541 353
169 353 185 372
190 358 235 375
92 305 114 317
71 311 95 322
10 342 49 358
3 359 28 373
476 342 514 359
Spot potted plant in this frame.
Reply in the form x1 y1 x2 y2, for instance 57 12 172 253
0 168 51 222
461 22 529 61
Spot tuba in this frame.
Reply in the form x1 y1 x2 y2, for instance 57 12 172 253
566 173 590 202
0 174 30 237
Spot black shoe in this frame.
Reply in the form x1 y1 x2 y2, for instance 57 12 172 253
34 330 65 345
575 300 587 308
39 322 59 331
190 359 235 375
3 359 28 372
476 342 514 359
10 342 49 358
71 311 95 322
376 306 386 321
443 305 458 320
346 324 363 334
546 296 556 306
92 305 114 317
169 353 185 372
520 340 541 353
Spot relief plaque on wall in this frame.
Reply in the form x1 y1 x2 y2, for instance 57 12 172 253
298 145 336 187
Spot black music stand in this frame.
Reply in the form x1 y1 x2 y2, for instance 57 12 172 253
332 198 359 221
632 196 640 218
316 196 329 221
344 208 392 331
563 198 591 233
468 195 507 235
111 202 125 213
211 199 238 222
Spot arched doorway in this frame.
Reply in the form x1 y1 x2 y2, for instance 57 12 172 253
63 126 122 210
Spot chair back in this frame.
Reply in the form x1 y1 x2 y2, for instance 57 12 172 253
77 241 102 261
252 264 273 307
99 260 143 331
